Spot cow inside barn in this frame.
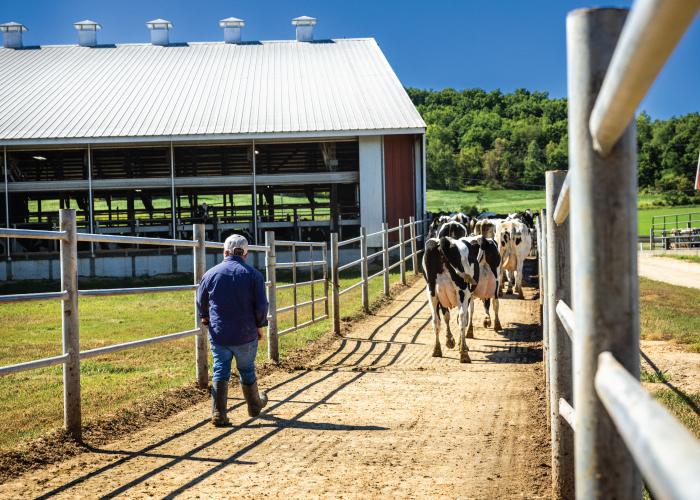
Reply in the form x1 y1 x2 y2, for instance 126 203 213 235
422 232 502 363
497 219 532 299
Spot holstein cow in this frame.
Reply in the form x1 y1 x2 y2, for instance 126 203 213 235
428 214 451 238
422 233 502 363
496 219 532 299
437 220 468 239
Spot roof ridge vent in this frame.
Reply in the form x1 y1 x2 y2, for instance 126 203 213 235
0 22 27 49
219 17 244 44
292 16 316 42
146 18 172 46
74 19 101 47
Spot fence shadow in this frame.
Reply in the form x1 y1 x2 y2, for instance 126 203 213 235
640 349 700 417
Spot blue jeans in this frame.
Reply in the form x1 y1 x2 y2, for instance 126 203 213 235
211 339 258 385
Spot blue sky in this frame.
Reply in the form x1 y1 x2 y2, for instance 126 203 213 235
4 0 699 119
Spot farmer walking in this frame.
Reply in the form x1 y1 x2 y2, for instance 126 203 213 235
196 234 269 426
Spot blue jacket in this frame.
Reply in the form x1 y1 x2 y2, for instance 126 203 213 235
196 256 269 346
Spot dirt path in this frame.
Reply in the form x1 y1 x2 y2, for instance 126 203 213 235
638 253 700 290
0 271 549 498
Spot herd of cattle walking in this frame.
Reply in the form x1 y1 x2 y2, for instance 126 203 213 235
421 210 535 363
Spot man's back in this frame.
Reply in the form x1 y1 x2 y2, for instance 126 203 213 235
197 256 268 346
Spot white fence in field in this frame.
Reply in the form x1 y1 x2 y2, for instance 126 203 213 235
538 1 700 499
0 210 425 438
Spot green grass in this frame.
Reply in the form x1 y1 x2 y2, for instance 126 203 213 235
640 277 700 352
0 264 407 450
651 389 700 439
640 369 670 384
655 254 700 264
427 187 699 236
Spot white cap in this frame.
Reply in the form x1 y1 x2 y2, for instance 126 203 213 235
224 234 249 256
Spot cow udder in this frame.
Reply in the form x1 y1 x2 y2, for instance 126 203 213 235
472 265 497 299
435 273 461 309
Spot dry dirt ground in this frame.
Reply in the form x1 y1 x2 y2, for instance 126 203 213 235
0 274 550 498
641 340 700 395
638 253 700 290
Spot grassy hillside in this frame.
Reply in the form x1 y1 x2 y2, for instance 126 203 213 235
427 187 699 236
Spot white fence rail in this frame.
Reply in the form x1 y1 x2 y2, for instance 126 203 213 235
0 209 426 439
540 3 700 498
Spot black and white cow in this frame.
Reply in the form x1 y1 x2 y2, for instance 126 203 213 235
437 220 468 239
428 214 451 239
422 234 502 363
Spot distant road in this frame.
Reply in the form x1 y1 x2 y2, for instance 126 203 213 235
638 254 700 290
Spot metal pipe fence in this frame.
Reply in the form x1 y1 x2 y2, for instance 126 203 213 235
540 4 700 498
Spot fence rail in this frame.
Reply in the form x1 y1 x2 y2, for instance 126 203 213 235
0 209 426 439
540 4 700 498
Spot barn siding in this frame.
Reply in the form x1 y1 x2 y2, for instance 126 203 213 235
383 134 416 232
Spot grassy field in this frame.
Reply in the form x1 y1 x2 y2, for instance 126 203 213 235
427 187 699 236
658 254 700 264
0 262 407 450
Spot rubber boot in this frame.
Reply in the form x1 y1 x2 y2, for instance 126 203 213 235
241 381 268 417
211 380 230 427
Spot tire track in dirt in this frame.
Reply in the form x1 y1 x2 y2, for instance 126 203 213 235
0 262 550 499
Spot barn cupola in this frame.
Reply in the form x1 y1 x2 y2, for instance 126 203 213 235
219 17 245 44
0 22 27 49
73 20 101 47
292 16 316 42
146 19 172 46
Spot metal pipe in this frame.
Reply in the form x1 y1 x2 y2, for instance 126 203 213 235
0 228 67 241
338 279 363 296
79 284 197 297
80 329 200 359
545 170 574 500
399 218 406 285
275 240 326 247
0 353 70 377
87 144 95 258
4 146 10 262
336 235 363 246
330 232 340 335
292 243 297 329
193 224 208 388
60 209 81 440
265 231 278 363
559 398 576 431
276 278 325 290
274 260 325 269
382 223 389 296
595 351 700 500
169 141 177 242
277 314 329 337
567 8 641 498
338 258 363 272
541 208 550 428
589 0 700 155
555 300 575 342
0 290 68 303
77 232 195 248
410 216 418 274
310 244 316 321
360 227 369 312
252 141 258 243
552 172 570 226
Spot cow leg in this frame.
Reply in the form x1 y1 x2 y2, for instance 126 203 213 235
516 261 525 299
506 270 514 295
458 297 472 363
493 296 502 331
483 298 491 328
466 297 475 339
427 290 442 358
443 306 455 349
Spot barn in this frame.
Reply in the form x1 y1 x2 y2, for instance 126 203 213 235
0 16 426 278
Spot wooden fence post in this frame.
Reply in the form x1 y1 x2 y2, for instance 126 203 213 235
399 218 406 285
545 171 574 499
567 8 641 499
409 216 418 274
360 227 369 313
60 208 81 439
382 223 390 296
193 224 208 388
265 231 279 363
330 233 341 335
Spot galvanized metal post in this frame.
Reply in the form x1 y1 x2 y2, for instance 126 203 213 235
60 209 81 439
193 224 208 388
545 171 574 499
265 231 279 363
330 233 340 335
409 216 418 274
322 241 329 317
399 218 406 285
360 226 369 313
567 8 641 499
382 222 390 296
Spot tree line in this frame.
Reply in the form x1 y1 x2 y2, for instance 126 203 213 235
408 87 700 205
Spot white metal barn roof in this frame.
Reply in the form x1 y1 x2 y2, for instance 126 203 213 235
0 38 426 145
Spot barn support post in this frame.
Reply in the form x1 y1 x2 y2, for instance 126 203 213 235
545 171 574 499
399 218 406 285
193 224 208 388
567 8 641 499
330 232 340 335
265 231 279 363
60 209 81 439
382 222 390 296
360 226 369 313
409 216 418 274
